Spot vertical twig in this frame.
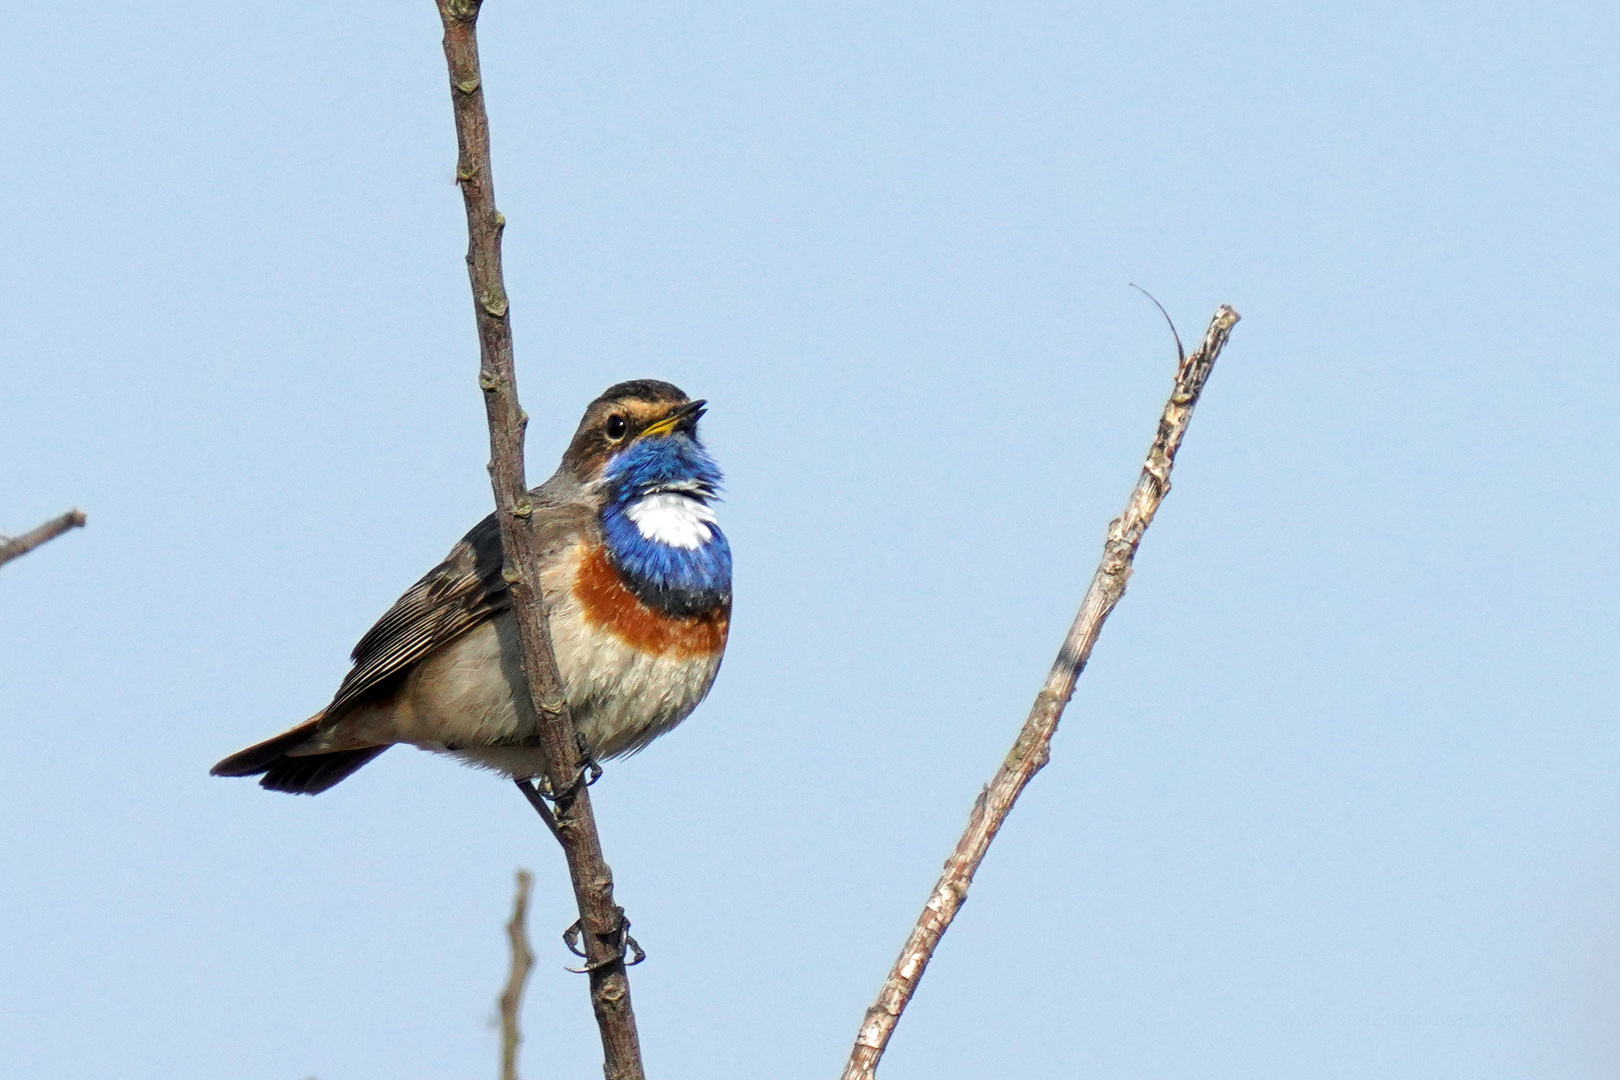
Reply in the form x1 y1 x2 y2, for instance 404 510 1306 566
841 306 1241 1080
500 870 536 1080
432 3 647 1078
0 510 86 569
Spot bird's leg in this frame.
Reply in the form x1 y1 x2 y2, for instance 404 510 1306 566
563 907 645 973
516 781 643 969
576 730 604 788
522 731 600 808
515 778 565 849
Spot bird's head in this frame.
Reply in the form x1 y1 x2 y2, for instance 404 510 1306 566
564 380 730 610
564 380 718 497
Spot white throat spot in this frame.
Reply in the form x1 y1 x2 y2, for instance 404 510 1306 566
625 493 716 549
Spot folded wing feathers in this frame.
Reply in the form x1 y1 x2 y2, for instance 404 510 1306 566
323 502 591 717
328 515 511 713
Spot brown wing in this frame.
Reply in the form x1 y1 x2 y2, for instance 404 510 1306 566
326 501 590 716
325 512 510 714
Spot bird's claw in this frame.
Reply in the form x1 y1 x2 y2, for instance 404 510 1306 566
562 912 645 973
575 731 604 788
525 737 602 805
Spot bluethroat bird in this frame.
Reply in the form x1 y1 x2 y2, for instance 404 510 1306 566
211 380 732 794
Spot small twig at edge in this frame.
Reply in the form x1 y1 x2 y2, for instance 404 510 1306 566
840 305 1241 1080
499 869 536 1080
0 509 86 570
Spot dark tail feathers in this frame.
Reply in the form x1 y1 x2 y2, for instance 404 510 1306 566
211 716 388 795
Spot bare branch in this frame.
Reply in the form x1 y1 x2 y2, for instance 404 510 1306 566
432 3 646 1077
0 510 86 570
500 870 536 1080
841 305 1241 1080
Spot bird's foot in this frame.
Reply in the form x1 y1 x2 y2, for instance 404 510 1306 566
551 736 604 800
576 731 604 789
524 734 602 804
563 910 645 973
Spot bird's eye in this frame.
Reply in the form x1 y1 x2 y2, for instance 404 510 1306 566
605 415 629 440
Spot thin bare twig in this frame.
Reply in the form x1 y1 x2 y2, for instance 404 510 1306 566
842 305 1241 1080
500 870 536 1080
433 3 645 1078
0 510 86 569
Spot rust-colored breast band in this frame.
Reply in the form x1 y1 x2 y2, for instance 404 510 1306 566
574 544 730 659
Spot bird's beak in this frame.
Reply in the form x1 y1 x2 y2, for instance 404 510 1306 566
638 399 707 439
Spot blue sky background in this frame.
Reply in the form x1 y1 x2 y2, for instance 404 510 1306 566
3 2 1617 1077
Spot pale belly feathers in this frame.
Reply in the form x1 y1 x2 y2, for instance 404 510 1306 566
322 542 725 781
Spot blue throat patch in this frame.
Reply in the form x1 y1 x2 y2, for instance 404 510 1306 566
599 434 732 617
